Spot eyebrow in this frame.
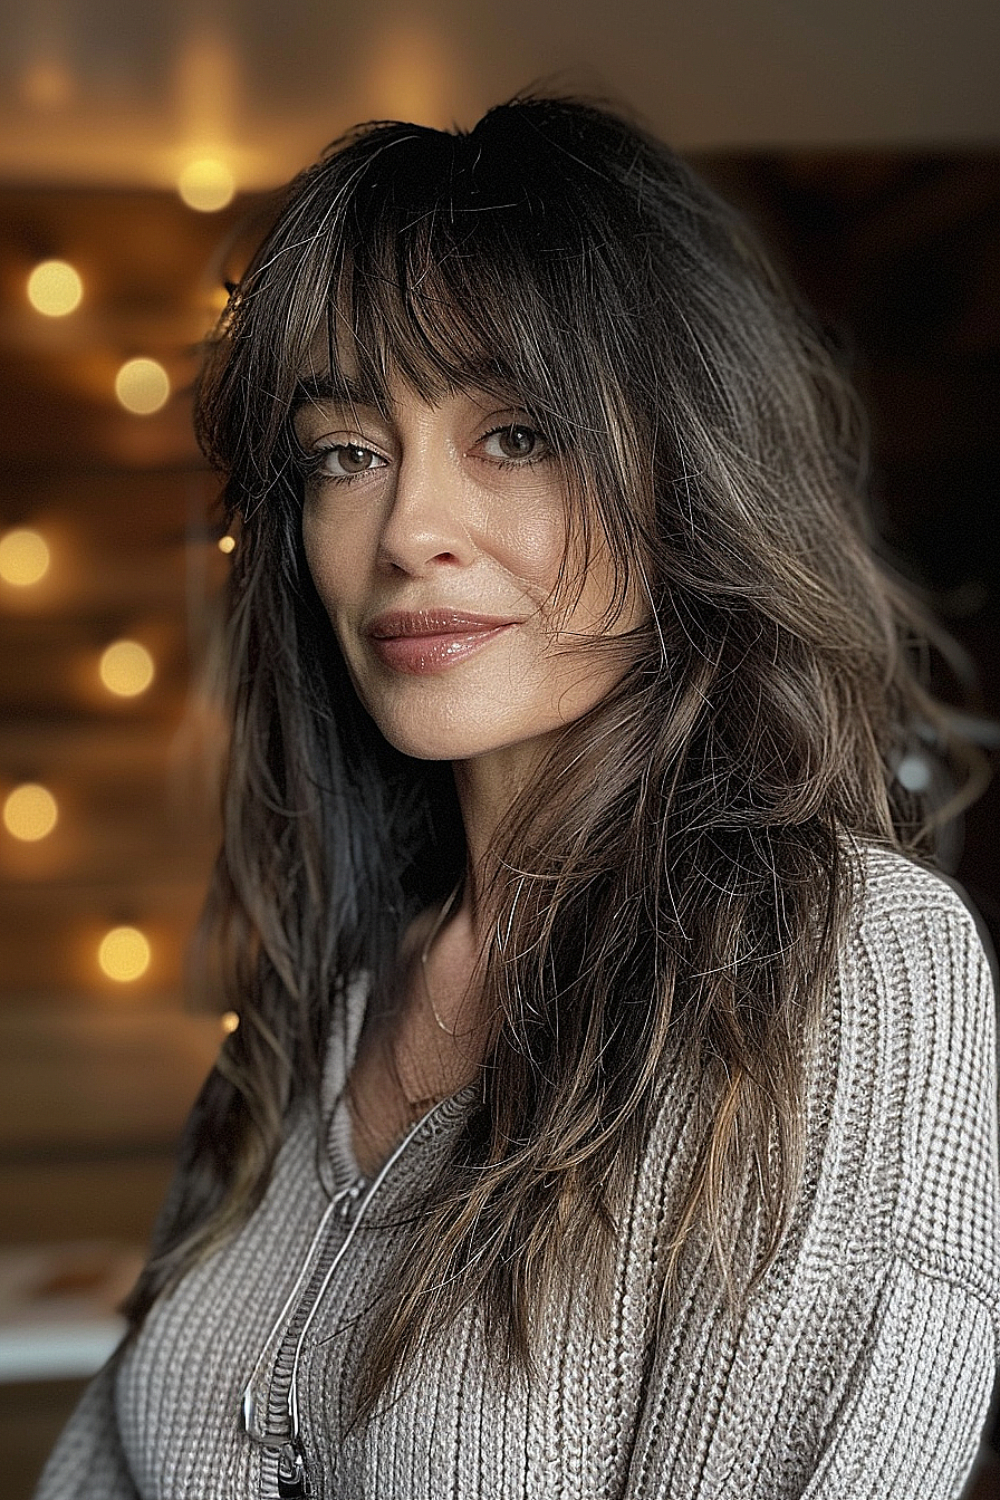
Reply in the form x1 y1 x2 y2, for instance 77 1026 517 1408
292 373 386 412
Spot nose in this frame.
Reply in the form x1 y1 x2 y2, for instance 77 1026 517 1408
377 447 477 576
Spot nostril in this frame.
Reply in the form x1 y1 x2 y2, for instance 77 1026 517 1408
382 545 466 574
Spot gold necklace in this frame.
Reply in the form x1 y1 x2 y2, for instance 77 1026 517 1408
419 880 463 1036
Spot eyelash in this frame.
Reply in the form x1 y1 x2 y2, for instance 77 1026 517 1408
303 422 552 487
486 423 552 472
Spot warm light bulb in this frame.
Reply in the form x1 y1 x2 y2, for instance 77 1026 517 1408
99 639 155 697
209 282 232 314
0 528 50 586
178 158 235 212
27 259 83 316
115 358 170 415
3 783 58 841
217 534 236 554
98 926 150 981
221 1010 240 1034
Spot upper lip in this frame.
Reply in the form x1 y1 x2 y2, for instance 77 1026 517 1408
365 609 520 639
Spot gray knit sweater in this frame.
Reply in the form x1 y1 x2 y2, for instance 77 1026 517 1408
35 848 1000 1498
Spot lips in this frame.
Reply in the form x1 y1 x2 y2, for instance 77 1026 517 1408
363 609 518 674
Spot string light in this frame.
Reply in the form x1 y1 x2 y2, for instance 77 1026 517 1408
115 358 170 415
0 528 50 586
178 159 235 212
99 640 155 697
98 926 151 982
27 259 83 316
3 783 58 841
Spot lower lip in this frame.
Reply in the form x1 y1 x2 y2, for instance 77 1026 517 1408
367 625 514 675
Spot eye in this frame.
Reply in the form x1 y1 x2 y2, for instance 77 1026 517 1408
481 424 549 464
315 443 387 480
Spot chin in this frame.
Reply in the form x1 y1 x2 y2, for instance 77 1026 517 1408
375 724 494 763
366 705 537 764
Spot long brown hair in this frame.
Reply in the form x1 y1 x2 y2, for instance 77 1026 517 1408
125 92 982 1407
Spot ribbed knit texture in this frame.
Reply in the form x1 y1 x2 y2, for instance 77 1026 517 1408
34 847 1000 1498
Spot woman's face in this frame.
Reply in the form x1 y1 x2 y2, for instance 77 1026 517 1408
296 367 646 765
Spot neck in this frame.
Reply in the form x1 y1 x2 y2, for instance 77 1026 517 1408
451 740 544 942
413 741 550 1038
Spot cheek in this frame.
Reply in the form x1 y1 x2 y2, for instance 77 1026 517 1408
302 508 356 618
490 495 567 593
551 529 649 640
302 519 366 683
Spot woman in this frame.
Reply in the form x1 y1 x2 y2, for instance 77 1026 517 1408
37 92 999 1499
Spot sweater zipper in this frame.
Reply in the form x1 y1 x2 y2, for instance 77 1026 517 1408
266 1177 368 1498
241 1105 450 1499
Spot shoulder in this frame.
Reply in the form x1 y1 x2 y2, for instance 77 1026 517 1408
836 844 997 1092
849 841 994 955
813 842 1000 1313
838 842 997 1047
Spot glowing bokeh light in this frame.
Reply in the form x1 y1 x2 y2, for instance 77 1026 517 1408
221 1010 240 1034
27 259 83 316
217 534 236 554
209 282 232 314
178 158 235 212
0 528 50 586
3 783 58 841
98 926 151 982
20 59 74 109
99 640 155 697
115 358 170 415
896 753 933 792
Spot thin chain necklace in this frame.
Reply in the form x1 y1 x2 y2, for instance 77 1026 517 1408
419 879 463 1035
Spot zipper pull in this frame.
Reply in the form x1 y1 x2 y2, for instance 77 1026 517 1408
277 1439 309 1497
336 1174 367 1221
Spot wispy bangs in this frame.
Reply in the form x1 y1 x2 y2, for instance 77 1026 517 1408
298 128 653 621
206 111 663 628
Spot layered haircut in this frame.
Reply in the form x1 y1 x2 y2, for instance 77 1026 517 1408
125 93 979 1408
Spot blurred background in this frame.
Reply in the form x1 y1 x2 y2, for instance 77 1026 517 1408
0 1 998 1494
